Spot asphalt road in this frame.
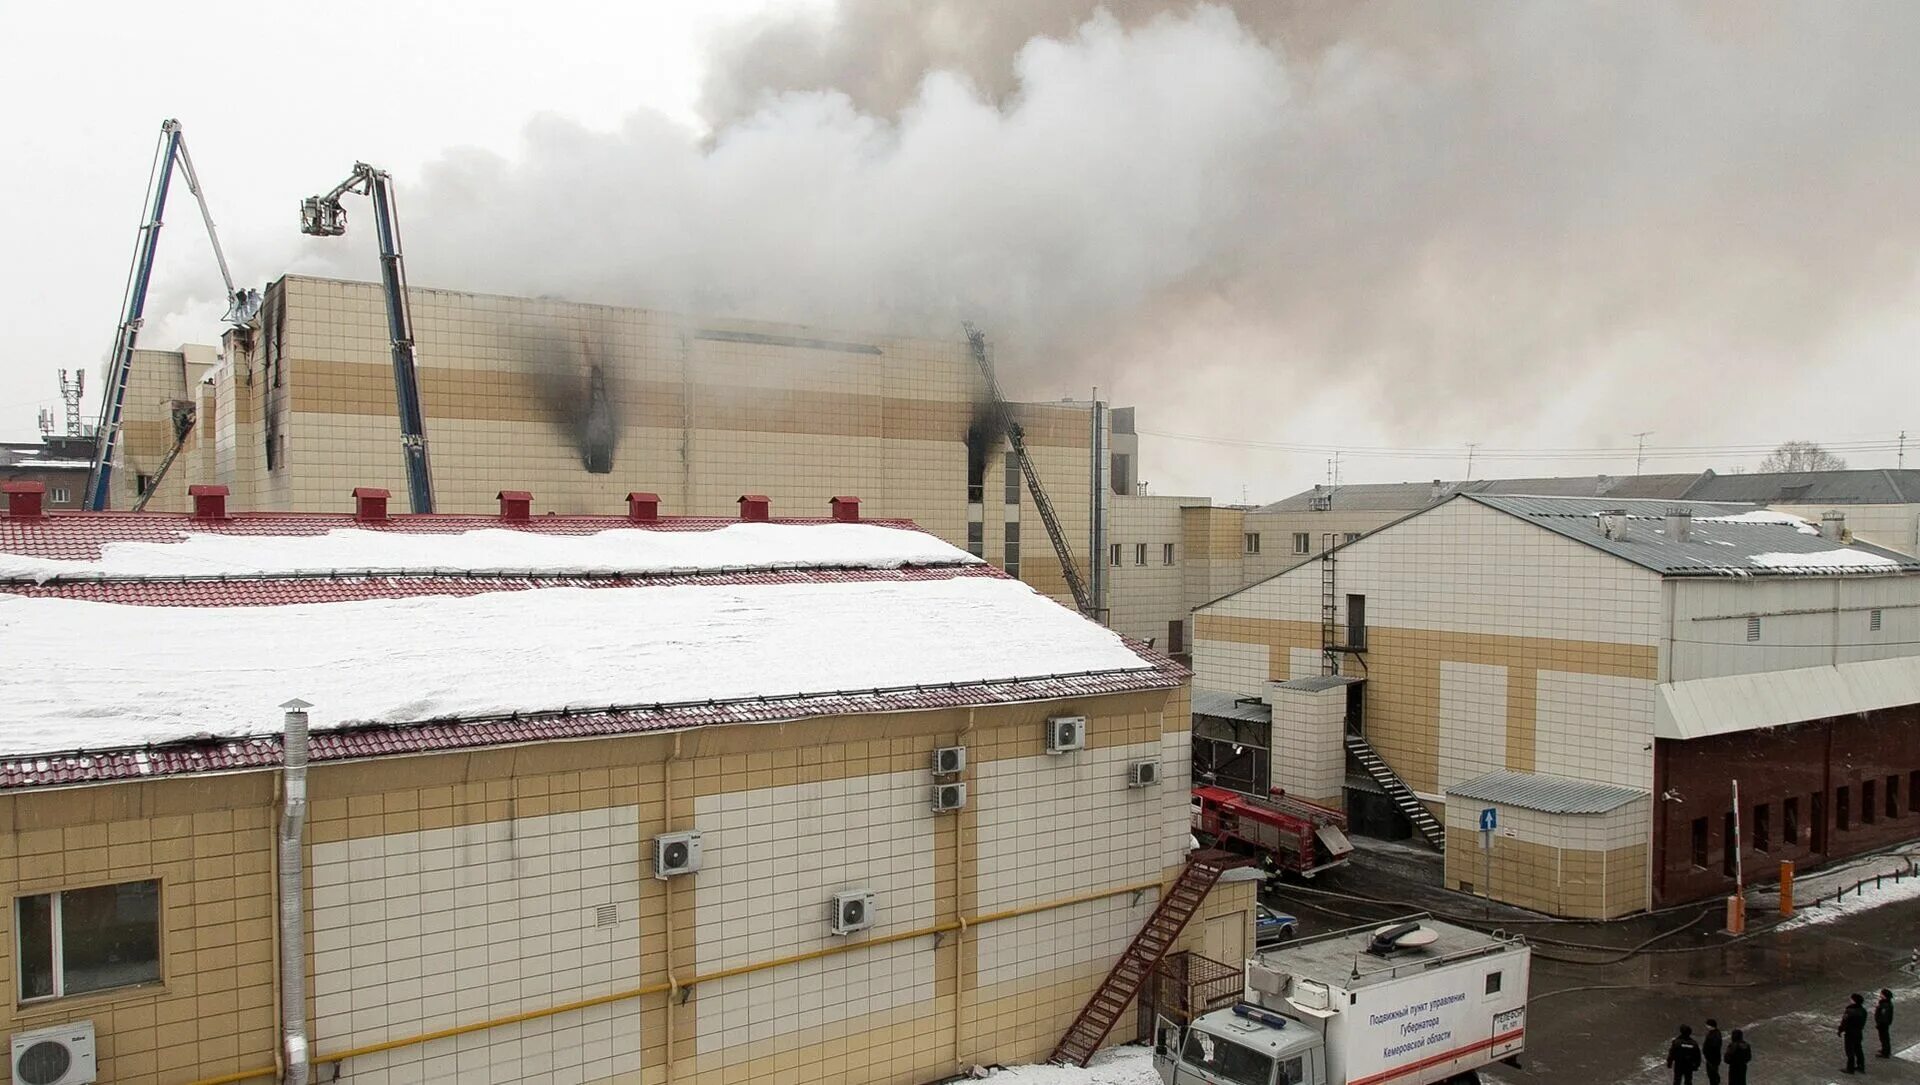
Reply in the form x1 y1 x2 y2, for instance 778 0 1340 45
1262 840 1920 1085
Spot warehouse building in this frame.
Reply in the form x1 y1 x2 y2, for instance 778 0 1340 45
0 484 1246 1085
1192 495 1920 917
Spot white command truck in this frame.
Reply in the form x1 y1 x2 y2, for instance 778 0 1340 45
1153 916 1530 1085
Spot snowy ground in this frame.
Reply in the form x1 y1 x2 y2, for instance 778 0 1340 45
976 1047 1160 1084
1778 864 1920 930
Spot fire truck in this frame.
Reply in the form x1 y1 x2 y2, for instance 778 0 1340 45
1191 786 1353 879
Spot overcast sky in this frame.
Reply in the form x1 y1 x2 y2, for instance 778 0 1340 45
4 2 1917 504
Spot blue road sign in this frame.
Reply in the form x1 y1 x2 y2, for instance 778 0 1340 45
1479 807 1498 832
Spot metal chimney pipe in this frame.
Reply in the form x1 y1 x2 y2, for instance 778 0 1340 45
278 698 313 1085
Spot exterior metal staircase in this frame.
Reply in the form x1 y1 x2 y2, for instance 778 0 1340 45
1049 849 1253 1067
1346 734 1445 850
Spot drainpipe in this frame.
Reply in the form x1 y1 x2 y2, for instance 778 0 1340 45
278 698 312 1085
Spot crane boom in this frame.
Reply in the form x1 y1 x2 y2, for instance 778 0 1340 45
300 164 434 513
85 119 258 511
964 323 1094 616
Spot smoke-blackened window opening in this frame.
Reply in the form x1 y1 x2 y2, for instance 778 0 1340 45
1004 452 1020 505
1004 521 1020 579
966 521 984 558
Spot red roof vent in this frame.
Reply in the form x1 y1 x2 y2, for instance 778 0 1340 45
830 496 861 522
737 494 771 522
627 492 661 523
188 484 229 520
2 481 46 519
352 487 391 523
498 490 533 521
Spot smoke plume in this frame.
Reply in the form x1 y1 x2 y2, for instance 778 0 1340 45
283 1 1920 489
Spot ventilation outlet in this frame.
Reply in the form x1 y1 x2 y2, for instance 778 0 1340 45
10 1021 96 1085
595 904 618 929
1128 760 1161 788
653 830 703 879
830 889 876 935
932 782 967 812
932 746 967 776
1046 716 1088 754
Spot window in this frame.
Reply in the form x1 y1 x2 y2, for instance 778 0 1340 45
1347 594 1367 651
135 473 155 496
1784 797 1799 846
1109 543 1122 567
1168 620 1185 655
1180 1030 1275 1085
1746 616 1761 642
966 521 984 558
1244 533 1261 555
1292 532 1311 555
1722 811 1737 876
1837 786 1851 832
1344 532 1362 544
1134 543 1148 566
1003 452 1020 505
1485 971 1503 995
1812 792 1827 851
48 486 70 504
1110 452 1132 495
1872 608 1884 632
1890 775 1902 819
1911 771 1920 814
1277 1056 1305 1085
16 880 162 1002
1863 780 1877 825
1004 522 1020 579
1691 817 1709 869
1753 804 1770 853
1163 542 1176 566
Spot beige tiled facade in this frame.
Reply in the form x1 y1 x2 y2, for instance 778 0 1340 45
113 277 1110 607
0 688 1252 1085
1441 800 1649 919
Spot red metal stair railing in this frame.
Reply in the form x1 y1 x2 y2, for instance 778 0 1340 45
1049 849 1253 1066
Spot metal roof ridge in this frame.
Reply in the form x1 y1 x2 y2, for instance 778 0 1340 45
1 557 991 587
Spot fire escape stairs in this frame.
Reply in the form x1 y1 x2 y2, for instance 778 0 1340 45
1048 849 1253 1067
1346 733 1445 850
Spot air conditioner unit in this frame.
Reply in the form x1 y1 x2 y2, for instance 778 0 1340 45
653 830 703 879
11 1021 96 1085
830 889 876 935
932 782 967 812
1046 715 1087 754
1128 760 1161 788
932 745 967 776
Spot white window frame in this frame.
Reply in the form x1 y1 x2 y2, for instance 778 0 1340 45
15 880 162 1003
48 486 71 504
1292 532 1310 554
1244 532 1261 555
1162 542 1176 566
1134 542 1148 566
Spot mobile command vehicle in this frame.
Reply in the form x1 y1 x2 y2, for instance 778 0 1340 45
1154 917 1529 1085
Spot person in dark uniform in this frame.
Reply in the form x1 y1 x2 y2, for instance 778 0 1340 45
1725 1029 1752 1085
1668 1024 1703 1085
1877 989 1895 1058
1702 1018 1724 1085
1842 993 1870 1073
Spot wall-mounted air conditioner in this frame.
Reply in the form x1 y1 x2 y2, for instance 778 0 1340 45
830 889 876 935
932 746 967 776
1046 715 1087 754
932 782 967 812
653 830 703 879
10 1021 96 1085
1128 760 1161 788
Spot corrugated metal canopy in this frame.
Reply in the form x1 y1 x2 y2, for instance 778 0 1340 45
1446 770 1648 814
1192 689 1271 722
1656 655 1920 740
1273 675 1361 692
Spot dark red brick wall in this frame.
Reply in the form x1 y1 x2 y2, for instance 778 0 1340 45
1654 705 1920 905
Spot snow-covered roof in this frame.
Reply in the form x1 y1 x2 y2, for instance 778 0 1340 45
0 513 1173 782
1466 495 1920 577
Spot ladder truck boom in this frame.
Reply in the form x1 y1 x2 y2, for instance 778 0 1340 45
86 119 259 511
300 164 434 514
964 323 1095 616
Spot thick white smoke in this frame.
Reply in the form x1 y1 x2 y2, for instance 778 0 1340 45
272 1 1920 492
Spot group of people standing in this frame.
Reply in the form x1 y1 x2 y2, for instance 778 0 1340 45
1665 1021 1751 1085
1665 990 1895 1082
1838 989 1898 1074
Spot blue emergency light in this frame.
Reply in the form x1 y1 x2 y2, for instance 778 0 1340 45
1232 1003 1288 1030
